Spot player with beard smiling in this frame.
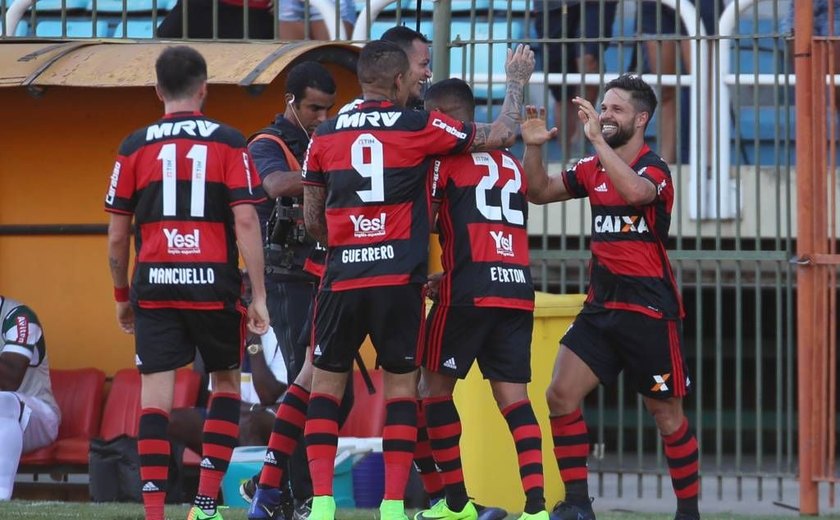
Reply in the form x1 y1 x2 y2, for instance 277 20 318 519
520 74 700 520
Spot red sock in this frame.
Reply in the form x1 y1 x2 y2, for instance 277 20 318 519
138 408 170 520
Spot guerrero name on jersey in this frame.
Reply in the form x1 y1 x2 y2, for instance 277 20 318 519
431 149 534 311
104 112 266 309
302 100 475 291
562 145 683 319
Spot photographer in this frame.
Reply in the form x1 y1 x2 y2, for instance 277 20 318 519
246 61 350 520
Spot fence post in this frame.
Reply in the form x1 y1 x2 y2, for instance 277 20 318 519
432 0 451 82
794 0 818 515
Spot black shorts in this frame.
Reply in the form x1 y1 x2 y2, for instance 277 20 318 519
312 285 425 374
534 2 618 101
424 305 533 383
561 310 691 399
134 306 246 375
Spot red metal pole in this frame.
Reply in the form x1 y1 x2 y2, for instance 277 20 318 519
794 0 818 515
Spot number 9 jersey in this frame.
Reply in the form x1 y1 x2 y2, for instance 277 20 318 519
104 111 266 310
302 100 475 292
430 150 534 311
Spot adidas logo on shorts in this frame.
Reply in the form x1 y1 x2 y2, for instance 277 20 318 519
314 345 323 356
443 358 457 370
200 457 215 469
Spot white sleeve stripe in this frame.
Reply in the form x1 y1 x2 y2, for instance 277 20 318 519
1 344 34 362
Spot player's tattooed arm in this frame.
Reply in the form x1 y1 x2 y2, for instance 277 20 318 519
471 44 535 151
303 185 328 245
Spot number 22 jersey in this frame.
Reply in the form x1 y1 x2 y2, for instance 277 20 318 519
302 100 475 292
104 111 266 310
431 150 534 311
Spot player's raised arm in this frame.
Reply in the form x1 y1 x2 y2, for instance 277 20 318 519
521 105 571 204
471 44 535 151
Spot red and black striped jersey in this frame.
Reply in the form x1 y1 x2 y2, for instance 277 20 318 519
302 100 475 291
104 111 266 310
430 150 534 311
562 144 684 319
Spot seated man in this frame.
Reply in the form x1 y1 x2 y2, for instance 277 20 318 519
0 295 60 500
168 330 289 454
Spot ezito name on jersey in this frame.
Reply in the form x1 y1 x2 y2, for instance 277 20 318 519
489 266 527 284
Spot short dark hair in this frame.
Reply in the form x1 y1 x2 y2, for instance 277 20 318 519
155 46 207 100
604 73 658 122
380 25 430 51
425 78 475 114
357 40 409 88
286 61 336 104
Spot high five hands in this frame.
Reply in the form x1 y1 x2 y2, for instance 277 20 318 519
521 105 558 146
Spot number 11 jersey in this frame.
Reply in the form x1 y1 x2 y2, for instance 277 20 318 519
104 111 265 310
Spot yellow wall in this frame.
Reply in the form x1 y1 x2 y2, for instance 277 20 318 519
0 63 359 375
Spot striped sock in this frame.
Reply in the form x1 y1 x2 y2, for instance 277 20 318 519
550 409 590 503
663 418 700 516
414 401 445 502
195 392 240 512
138 408 170 520
305 393 340 496
259 383 310 489
423 396 467 512
383 398 417 500
502 400 545 514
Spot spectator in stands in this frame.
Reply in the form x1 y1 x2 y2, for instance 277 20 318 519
168 272 289 453
299 40 533 520
634 0 723 164
0 296 60 501
105 46 269 520
279 0 356 40
534 0 618 163
521 74 700 520
157 0 276 39
413 78 548 520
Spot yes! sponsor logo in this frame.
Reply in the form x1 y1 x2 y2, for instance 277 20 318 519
490 230 515 257
350 212 387 238
163 228 200 255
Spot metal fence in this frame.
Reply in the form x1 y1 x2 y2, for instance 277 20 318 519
4 0 839 513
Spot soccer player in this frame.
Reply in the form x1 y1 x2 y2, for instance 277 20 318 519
521 74 700 520
415 78 548 520
105 45 269 520
301 41 535 520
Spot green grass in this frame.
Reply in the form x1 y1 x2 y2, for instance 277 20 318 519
1 502 837 519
